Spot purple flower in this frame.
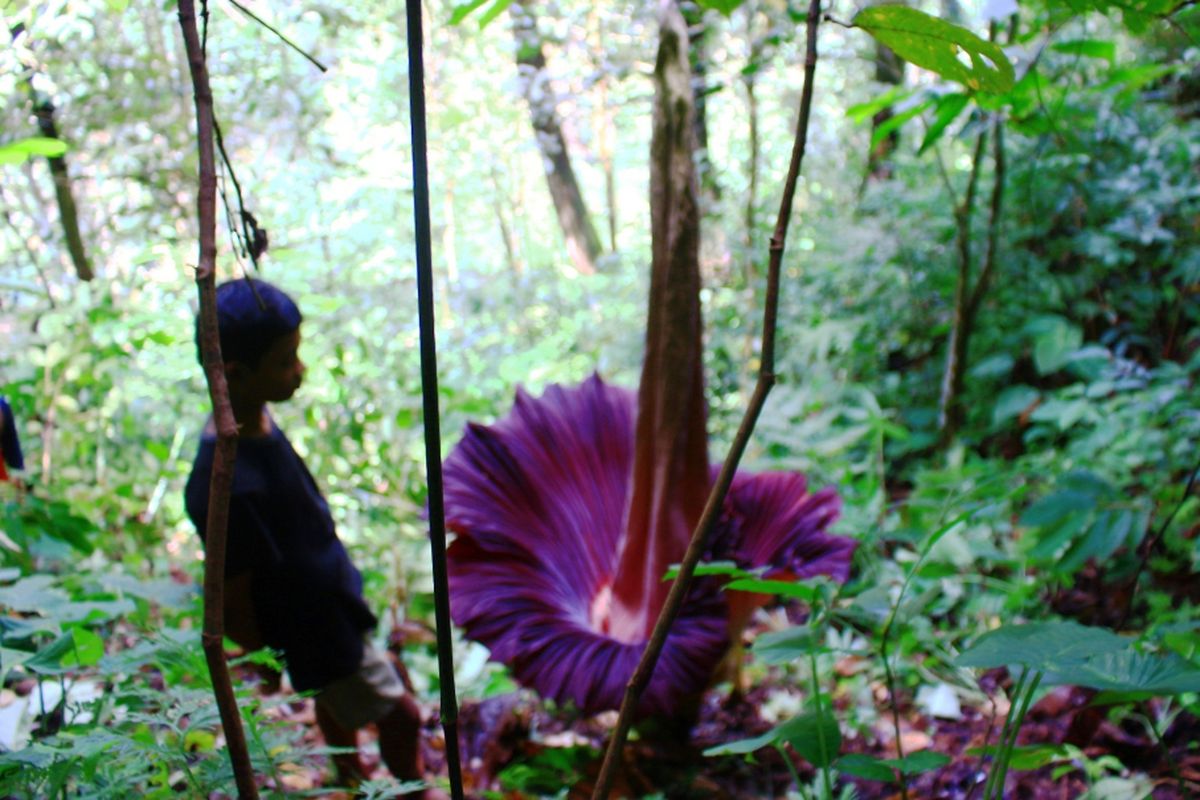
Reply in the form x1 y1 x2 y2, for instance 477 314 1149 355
444 374 855 715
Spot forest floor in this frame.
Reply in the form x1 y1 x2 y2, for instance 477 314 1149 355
250 649 1199 799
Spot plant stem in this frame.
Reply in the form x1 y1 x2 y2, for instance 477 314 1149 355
777 741 811 800
589 1 824 795
809 650 833 800
981 667 1026 800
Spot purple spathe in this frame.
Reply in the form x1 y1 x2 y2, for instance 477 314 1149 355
444 374 855 715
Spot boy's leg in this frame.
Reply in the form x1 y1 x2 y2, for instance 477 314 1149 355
315 700 366 786
375 693 424 783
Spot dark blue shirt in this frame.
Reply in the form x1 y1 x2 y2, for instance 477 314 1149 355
184 425 377 692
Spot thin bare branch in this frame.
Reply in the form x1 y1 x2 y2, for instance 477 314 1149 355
176 0 259 796
226 0 329 72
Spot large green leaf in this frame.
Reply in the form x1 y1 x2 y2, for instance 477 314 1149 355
957 621 1129 670
852 7 1014 93
1070 651 1200 694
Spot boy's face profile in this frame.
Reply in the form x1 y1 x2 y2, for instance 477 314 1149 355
228 328 306 405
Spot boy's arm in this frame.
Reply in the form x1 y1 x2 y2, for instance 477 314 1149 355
223 571 265 651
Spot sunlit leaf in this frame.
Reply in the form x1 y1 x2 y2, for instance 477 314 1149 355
0 137 69 166
1050 39 1117 62
852 7 1014 93
696 0 744 14
724 577 818 601
918 93 970 154
846 86 914 124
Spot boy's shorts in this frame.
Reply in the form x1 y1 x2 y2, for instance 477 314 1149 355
315 641 407 730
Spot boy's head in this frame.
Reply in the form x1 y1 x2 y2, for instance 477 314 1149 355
198 279 306 403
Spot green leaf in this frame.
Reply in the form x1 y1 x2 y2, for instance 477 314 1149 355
778 710 841 768
0 137 69 166
663 560 756 581
852 7 1014 93
476 0 514 28
846 86 914 124
1028 315 1083 375
871 99 932 147
753 626 824 664
704 709 840 765
25 631 77 675
65 627 105 668
1019 489 1094 527
448 0 489 24
885 750 952 775
992 385 1040 426
918 93 970 154
1071 651 1200 694
957 621 1129 671
696 0 744 14
724 577 818 601
1050 39 1116 62
703 726 781 756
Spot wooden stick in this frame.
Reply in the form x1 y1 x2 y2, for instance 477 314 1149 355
590 0 824 795
176 1 259 796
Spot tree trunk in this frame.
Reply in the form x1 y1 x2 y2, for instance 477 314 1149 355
12 25 94 282
938 118 1005 445
609 0 708 643
865 33 905 183
511 0 604 275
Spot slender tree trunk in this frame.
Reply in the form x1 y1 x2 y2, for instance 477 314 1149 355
938 118 1006 444
865 42 904 182
681 0 719 202
864 2 905 186
176 2 259 796
511 0 604 275
489 165 524 275
12 25 94 282
609 0 708 642
588 8 619 252
742 4 762 277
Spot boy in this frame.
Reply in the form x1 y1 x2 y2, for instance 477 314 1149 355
184 279 441 798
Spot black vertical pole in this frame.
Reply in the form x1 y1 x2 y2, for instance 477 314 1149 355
404 1 465 797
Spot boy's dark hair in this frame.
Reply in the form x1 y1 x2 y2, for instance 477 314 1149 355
195 279 303 367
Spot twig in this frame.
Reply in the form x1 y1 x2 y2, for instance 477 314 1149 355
226 0 328 73
176 1 259 797
589 0 824 796
403 0 465 796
